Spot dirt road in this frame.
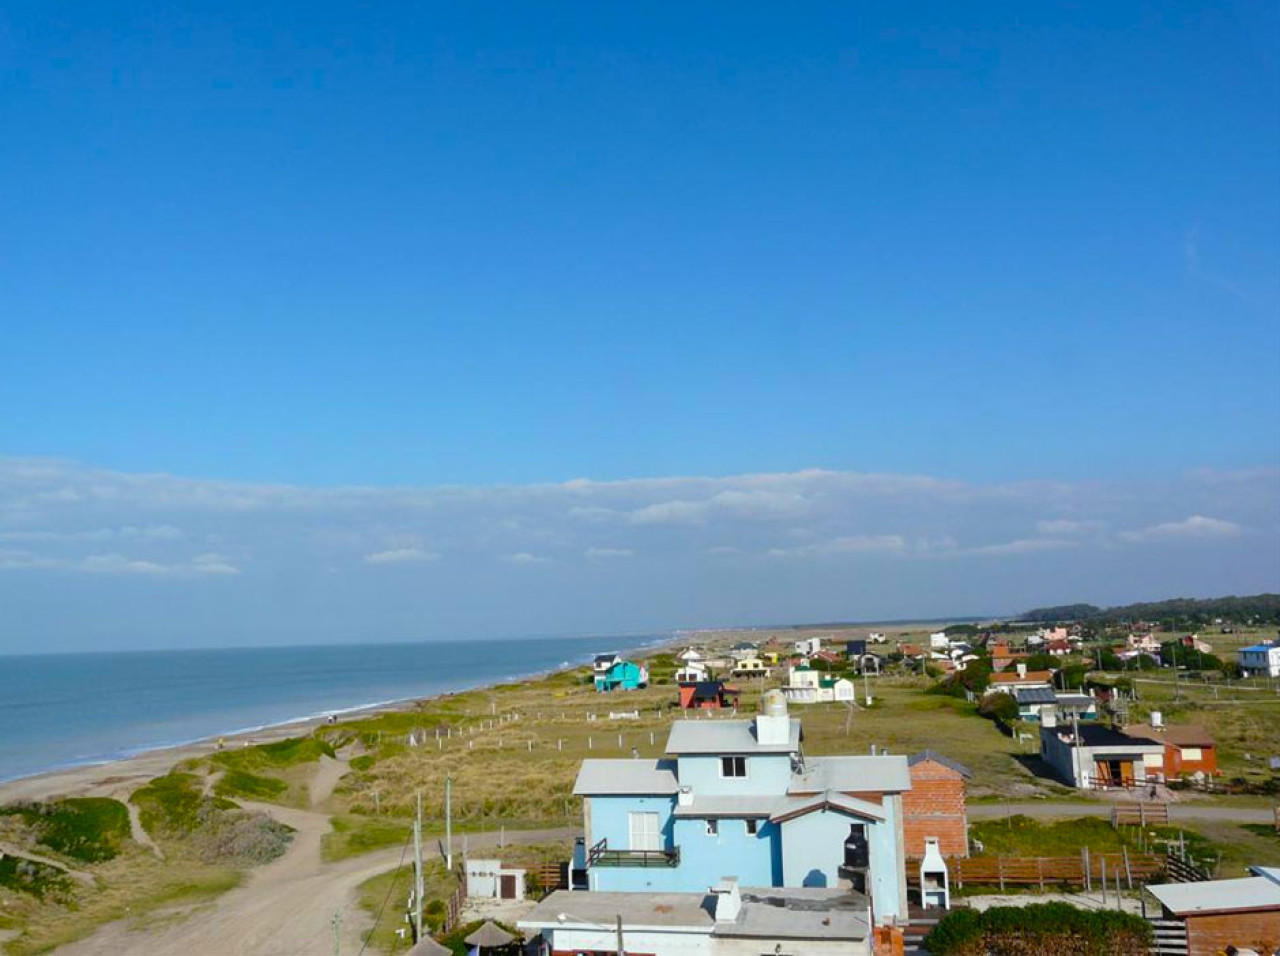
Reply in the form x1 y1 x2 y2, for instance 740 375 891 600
53 758 577 956
968 801 1277 824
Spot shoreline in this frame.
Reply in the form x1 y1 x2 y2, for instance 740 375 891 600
0 633 679 806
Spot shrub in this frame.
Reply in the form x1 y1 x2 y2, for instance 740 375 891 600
0 855 73 901
192 806 293 865
925 902 1151 955
0 797 130 863
213 770 289 801
978 691 1018 724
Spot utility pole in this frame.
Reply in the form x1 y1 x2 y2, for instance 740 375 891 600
332 909 342 956
616 914 626 956
445 775 453 871
1171 640 1181 700
413 791 424 942
1072 708 1084 789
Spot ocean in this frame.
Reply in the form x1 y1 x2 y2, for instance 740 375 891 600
0 635 660 783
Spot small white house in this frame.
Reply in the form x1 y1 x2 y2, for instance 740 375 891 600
465 859 527 900
929 631 950 650
867 632 888 644
1239 641 1280 678
793 636 822 656
678 647 704 663
781 665 854 704
675 661 709 684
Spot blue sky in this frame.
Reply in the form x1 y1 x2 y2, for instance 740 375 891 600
1 2 1277 650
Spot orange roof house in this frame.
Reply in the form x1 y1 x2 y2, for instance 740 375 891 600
1122 723 1219 778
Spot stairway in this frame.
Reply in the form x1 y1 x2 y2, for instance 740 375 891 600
904 903 943 955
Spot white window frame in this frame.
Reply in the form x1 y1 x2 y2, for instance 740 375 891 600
720 755 747 778
628 811 660 852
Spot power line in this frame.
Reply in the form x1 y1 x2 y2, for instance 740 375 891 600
356 826 414 956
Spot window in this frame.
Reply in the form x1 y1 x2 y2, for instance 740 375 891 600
745 818 759 835
720 756 747 778
705 819 718 836
628 811 660 851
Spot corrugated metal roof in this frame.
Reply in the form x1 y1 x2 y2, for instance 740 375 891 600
672 795 783 818
573 758 679 795
1015 687 1058 704
1148 875 1280 915
771 790 887 823
789 755 912 793
665 718 801 755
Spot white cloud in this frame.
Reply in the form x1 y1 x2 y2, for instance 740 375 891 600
363 547 441 565
584 547 634 560
1118 515 1243 544
504 552 550 564
1035 519 1104 536
965 538 1078 557
768 535 908 559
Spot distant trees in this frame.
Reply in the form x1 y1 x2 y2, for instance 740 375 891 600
1023 593 1280 627
978 691 1017 724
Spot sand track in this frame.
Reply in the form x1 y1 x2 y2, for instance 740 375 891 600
52 757 575 956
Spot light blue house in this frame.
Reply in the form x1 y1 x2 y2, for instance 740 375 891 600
572 691 912 922
594 659 649 692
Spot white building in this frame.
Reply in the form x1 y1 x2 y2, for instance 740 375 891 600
928 631 949 650
520 878 873 956
781 665 854 704
465 859 527 899
793 636 822 656
675 661 710 684
1239 640 1280 678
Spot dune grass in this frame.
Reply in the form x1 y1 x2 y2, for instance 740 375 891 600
213 769 289 802
322 813 412 863
0 797 131 864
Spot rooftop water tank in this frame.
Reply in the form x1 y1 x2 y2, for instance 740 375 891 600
761 689 788 717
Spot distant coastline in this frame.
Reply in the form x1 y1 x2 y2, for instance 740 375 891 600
0 633 676 792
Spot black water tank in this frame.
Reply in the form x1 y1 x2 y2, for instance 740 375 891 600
843 825 869 869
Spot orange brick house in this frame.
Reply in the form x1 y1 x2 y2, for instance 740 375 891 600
1148 866 1280 956
902 750 971 860
1121 723 1219 778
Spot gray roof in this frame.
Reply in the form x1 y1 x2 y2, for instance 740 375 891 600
789 755 912 794
721 888 870 941
1147 875 1280 915
573 758 679 796
518 888 868 941
672 795 783 818
406 937 452 956
463 920 516 946
908 750 973 779
772 790 886 823
520 889 714 932
665 719 801 755
1015 686 1058 704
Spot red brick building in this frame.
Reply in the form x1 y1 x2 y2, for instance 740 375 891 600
1148 866 1280 956
902 750 971 860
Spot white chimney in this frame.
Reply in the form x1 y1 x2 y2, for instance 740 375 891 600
1150 711 1163 730
677 786 693 807
755 690 791 746
1042 710 1058 729
712 878 741 922
1016 662 1027 679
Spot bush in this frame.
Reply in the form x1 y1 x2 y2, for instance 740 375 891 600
0 855 73 901
213 770 289 801
978 691 1018 724
925 902 1151 955
192 805 293 865
0 797 130 863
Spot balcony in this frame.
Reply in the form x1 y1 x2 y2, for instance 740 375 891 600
587 838 680 868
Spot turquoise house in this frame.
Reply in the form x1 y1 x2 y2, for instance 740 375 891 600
594 659 649 692
572 691 913 922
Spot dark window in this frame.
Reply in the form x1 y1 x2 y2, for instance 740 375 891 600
705 819 718 836
720 756 747 778
745 818 759 835
844 824 869 869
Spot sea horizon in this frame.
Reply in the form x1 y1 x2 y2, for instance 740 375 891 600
0 633 671 784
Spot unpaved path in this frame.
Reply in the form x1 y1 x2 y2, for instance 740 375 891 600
969 801 1277 824
53 756 576 956
0 841 95 886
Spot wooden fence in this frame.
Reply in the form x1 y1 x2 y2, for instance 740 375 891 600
1112 802 1170 826
952 852 1163 891
528 861 569 893
1163 853 1210 884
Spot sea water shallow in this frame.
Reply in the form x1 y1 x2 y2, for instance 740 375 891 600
0 635 662 783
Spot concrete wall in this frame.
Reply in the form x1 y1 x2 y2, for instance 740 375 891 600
778 806 905 921
671 817 781 889
541 925 712 955
585 794 676 851
675 753 792 796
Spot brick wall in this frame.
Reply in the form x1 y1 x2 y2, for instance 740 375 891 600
902 759 968 859
873 925 904 956
1184 908 1280 956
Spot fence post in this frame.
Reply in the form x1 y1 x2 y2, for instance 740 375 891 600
1083 847 1091 893
1139 802 1146 826
1037 858 1044 894
1122 846 1132 889
1101 858 1108 907
998 858 1005 893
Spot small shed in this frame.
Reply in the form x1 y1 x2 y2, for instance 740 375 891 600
465 859 527 900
